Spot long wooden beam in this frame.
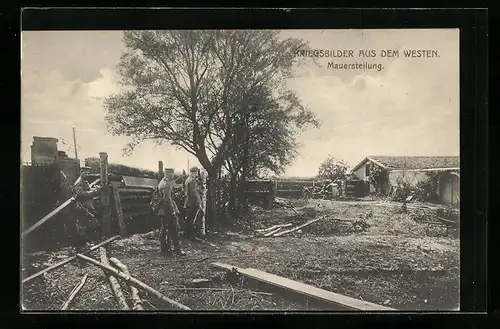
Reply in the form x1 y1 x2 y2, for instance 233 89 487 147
211 262 395 311
112 183 127 236
22 178 101 237
61 274 88 310
22 235 120 284
22 198 75 237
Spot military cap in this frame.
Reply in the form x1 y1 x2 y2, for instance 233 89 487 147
190 166 199 172
164 168 175 173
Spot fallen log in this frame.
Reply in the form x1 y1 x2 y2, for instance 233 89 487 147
437 217 457 224
264 227 284 237
211 262 395 311
61 274 88 310
77 254 191 310
99 247 130 310
109 257 144 310
273 216 325 237
256 223 292 233
23 235 120 284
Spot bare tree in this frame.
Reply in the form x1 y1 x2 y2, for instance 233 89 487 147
104 30 312 225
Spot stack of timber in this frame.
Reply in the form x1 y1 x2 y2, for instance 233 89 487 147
110 181 156 235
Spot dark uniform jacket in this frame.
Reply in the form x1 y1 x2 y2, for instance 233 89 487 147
184 176 201 208
73 175 100 234
157 177 179 216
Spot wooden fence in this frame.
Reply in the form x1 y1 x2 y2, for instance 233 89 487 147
22 149 372 253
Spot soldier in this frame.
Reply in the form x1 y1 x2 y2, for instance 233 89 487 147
158 168 185 257
73 167 101 267
184 166 204 241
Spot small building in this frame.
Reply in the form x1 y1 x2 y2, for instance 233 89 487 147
30 137 59 164
350 156 460 206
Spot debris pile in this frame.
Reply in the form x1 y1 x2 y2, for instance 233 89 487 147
23 237 191 311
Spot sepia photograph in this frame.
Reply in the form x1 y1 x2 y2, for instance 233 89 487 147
21 28 460 311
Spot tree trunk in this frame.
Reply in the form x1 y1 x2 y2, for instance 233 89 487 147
242 115 250 212
205 169 218 228
228 172 238 217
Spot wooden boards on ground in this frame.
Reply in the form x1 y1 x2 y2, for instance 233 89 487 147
211 262 395 311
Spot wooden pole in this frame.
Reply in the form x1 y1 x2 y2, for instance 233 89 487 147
22 197 74 237
111 183 127 236
23 177 99 237
200 170 207 236
77 254 191 310
100 152 111 237
99 247 129 310
23 235 120 284
61 274 88 310
158 161 163 182
73 127 78 160
109 257 144 310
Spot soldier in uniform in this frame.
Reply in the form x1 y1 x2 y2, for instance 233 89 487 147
158 168 185 257
184 166 204 241
73 167 101 267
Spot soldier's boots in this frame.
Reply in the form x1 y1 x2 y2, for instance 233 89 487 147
160 242 173 259
161 245 185 258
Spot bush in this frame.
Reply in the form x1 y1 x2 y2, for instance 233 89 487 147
368 165 388 194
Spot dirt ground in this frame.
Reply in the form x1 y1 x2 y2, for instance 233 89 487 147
22 198 460 311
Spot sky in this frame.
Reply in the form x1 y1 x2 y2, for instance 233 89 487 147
21 29 459 177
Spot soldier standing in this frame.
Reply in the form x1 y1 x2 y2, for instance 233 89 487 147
158 168 184 257
73 167 101 267
184 166 204 241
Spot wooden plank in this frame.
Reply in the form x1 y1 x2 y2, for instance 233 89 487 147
211 262 394 311
61 274 88 310
100 152 111 237
118 188 154 194
256 223 292 233
22 235 120 283
263 227 283 237
273 216 325 237
22 197 74 237
112 184 127 236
